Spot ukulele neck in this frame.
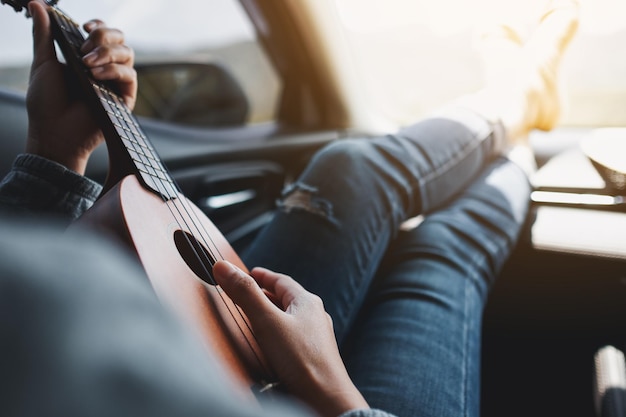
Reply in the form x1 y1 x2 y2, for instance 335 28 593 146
49 6 178 200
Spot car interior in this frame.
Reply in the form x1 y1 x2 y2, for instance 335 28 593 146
0 0 625 416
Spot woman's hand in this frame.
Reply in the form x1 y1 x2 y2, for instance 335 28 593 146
25 0 137 175
213 261 369 417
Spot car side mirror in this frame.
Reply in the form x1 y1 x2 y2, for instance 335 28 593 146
133 62 249 127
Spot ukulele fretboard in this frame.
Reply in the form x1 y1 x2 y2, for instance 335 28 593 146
50 6 178 200
94 84 178 199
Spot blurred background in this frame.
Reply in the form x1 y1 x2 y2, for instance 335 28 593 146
0 0 624 128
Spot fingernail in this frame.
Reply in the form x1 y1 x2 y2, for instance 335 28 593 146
82 51 97 65
83 20 99 32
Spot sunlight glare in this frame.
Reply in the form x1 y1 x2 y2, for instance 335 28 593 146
337 0 626 37
337 0 548 36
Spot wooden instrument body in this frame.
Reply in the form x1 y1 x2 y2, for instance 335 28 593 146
75 175 269 395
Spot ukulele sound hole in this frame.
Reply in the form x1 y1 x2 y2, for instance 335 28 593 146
173 230 217 286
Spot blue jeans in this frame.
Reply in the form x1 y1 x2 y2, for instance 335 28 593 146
242 109 531 417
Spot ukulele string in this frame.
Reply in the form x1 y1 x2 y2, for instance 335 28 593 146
150 160 274 380
97 65 274 383
142 149 271 373
112 92 271 377
169 195 273 376
109 95 226 284
54 6 273 381
107 83 265 358
68 16 225 288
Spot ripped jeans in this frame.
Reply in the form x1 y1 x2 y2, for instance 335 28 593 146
242 108 531 417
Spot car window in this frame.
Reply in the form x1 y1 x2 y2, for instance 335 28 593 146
0 0 281 126
335 0 626 128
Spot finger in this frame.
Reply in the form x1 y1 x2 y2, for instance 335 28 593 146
83 19 106 34
88 63 137 108
81 26 126 55
213 261 279 320
83 44 137 108
250 267 308 309
28 1 56 69
88 63 136 84
83 44 134 69
251 268 330 322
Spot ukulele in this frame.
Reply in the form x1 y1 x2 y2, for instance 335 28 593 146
1 0 277 398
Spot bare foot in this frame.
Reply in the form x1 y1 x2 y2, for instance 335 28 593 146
522 0 580 131
459 0 580 144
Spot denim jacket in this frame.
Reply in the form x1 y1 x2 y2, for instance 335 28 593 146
0 154 101 222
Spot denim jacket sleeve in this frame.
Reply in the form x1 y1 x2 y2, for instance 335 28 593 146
0 154 102 222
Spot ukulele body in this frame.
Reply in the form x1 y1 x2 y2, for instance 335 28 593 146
74 174 268 395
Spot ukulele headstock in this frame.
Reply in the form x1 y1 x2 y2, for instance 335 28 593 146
1 0 58 14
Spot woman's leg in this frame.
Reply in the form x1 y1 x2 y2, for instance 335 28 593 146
340 156 531 417
243 110 505 340
243 0 578 341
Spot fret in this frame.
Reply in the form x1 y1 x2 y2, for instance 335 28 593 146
91 83 179 200
44 5 179 201
50 8 83 53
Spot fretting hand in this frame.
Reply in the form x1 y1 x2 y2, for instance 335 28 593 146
25 0 137 175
